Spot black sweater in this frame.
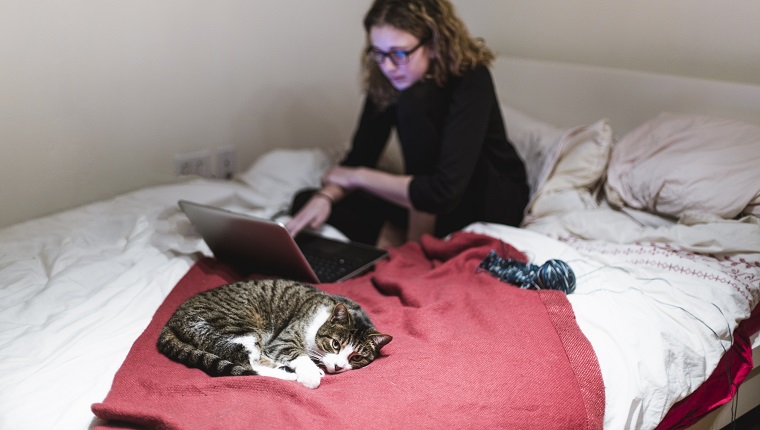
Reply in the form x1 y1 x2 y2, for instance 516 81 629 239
342 64 528 233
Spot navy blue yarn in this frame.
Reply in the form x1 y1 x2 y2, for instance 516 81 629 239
478 250 577 294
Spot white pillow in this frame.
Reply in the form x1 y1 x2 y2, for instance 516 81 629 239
501 104 565 198
528 119 613 216
605 112 760 219
537 119 613 195
501 105 613 216
237 148 331 205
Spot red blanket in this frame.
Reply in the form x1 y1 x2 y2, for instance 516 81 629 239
92 232 604 430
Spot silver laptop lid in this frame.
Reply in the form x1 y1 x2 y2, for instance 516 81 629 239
178 200 389 283
178 200 320 282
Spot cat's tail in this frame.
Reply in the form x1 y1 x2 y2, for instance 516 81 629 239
157 326 254 377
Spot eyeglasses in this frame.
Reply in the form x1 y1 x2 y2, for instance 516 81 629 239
366 40 426 66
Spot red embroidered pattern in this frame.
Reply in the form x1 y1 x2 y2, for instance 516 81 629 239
558 235 760 309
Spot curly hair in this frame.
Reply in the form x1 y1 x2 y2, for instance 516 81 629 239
362 0 494 110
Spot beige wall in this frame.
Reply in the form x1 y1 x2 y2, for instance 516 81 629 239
455 0 760 85
0 1 372 228
1 0 758 228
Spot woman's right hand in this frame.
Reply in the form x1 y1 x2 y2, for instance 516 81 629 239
285 193 333 237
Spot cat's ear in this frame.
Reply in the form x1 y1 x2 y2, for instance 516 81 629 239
371 333 392 350
330 303 349 323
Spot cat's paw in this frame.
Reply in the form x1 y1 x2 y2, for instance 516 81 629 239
291 356 323 389
296 367 322 389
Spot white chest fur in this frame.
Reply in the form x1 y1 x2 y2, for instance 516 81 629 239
303 306 331 350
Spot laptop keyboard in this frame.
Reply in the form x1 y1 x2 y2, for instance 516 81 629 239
303 253 365 283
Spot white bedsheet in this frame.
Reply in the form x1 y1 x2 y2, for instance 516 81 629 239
499 187 760 429
466 219 759 429
1 149 758 430
0 180 245 429
0 149 331 430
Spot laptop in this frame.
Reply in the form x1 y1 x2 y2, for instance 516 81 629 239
178 200 389 283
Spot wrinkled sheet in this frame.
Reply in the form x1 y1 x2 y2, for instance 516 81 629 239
477 184 760 429
0 150 332 430
92 232 604 430
0 179 314 429
2 148 759 430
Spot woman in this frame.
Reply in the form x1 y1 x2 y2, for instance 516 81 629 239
287 0 528 247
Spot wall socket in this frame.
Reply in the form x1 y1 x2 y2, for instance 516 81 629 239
174 147 237 179
174 149 212 177
215 146 237 180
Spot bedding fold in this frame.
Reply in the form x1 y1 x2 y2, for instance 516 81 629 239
92 232 604 430
656 304 760 430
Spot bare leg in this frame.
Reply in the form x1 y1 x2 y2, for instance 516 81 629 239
376 221 407 248
407 209 436 242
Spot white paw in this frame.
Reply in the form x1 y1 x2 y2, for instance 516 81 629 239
292 356 323 389
296 367 322 389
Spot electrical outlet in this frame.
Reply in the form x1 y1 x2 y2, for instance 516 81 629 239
174 150 213 177
215 146 237 180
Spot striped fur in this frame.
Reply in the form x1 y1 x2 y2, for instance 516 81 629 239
156 279 391 387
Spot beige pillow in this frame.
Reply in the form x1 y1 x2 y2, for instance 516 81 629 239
501 104 566 198
538 119 613 195
605 113 760 219
526 119 613 216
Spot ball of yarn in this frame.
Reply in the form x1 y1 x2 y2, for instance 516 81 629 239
536 259 576 294
478 250 576 294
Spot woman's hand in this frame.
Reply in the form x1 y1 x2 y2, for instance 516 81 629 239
285 194 333 237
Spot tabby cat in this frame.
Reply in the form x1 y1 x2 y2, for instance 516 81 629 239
157 279 392 389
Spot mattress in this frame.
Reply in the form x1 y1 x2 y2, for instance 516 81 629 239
1 146 758 429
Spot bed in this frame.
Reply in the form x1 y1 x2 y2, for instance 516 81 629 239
1 55 759 430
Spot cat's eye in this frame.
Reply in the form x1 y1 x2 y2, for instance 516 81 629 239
331 339 340 350
350 355 364 363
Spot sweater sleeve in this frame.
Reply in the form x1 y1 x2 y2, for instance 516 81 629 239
408 65 496 213
341 97 394 168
